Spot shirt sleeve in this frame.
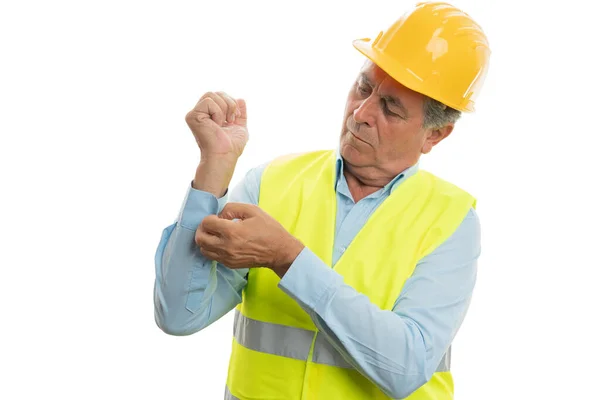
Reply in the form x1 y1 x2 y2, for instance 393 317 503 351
154 164 267 336
278 208 480 399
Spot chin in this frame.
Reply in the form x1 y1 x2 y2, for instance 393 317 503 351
340 142 367 166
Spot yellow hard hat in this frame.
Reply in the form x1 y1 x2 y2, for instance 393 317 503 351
353 2 490 112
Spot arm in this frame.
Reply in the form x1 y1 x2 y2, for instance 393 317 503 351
155 91 256 335
278 209 480 399
154 162 268 336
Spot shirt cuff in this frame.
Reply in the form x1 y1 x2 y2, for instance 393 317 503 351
278 247 344 313
178 183 229 230
216 188 229 213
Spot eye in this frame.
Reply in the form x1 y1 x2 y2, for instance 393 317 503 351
381 100 397 117
357 84 370 96
381 100 405 120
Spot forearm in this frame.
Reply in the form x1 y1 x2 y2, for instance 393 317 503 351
155 161 268 335
278 249 429 398
154 226 247 336
154 187 247 336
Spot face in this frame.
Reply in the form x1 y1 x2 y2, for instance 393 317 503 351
339 61 452 178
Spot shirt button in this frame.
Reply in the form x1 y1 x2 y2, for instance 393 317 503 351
341 246 347 253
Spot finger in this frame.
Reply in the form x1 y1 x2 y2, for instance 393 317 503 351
195 228 223 249
216 91 239 123
219 202 260 221
199 247 246 270
198 246 223 263
201 214 235 236
203 92 232 123
199 91 227 111
191 96 226 126
235 99 247 127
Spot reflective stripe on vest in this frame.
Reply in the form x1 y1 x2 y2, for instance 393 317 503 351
234 309 451 372
224 386 239 400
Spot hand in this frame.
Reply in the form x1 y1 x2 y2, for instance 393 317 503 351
185 91 249 160
195 203 305 276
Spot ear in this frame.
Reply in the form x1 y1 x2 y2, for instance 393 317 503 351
421 124 454 154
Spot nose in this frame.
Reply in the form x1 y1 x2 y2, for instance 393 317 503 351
352 96 377 128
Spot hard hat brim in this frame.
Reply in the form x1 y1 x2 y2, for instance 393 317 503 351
352 37 474 113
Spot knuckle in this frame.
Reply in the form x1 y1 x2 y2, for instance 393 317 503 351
186 115 201 127
221 226 233 238
195 233 202 247
200 218 210 230
216 91 235 108
199 247 211 259
216 248 228 260
200 96 216 108
216 91 231 100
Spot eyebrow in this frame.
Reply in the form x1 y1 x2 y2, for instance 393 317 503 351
359 73 408 117
359 73 374 87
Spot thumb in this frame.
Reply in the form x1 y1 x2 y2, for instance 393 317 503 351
219 202 259 221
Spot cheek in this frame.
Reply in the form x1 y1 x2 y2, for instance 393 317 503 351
344 104 356 119
345 93 363 113
378 124 416 151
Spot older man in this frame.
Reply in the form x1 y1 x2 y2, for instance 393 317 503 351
154 2 490 399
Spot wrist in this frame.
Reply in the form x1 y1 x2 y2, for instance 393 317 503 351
193 157 237 197
272 239 305 278
200 153 239 166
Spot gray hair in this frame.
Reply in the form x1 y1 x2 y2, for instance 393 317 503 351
422 96 461 130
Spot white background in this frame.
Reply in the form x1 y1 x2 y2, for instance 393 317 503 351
1 0 599 399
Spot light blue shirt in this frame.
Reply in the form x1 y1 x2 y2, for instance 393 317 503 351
154 150 480 398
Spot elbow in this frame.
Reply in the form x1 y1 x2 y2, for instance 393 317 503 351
155 313 201 336
157 323 197 337
382 374 428 399
153 285 206 336
154 304 203 336
379 352 446 398
373 329 433 398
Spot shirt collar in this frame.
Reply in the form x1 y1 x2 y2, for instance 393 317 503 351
334 147 419 195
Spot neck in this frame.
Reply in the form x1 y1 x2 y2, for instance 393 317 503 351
342 159 416 202
343 171 378 202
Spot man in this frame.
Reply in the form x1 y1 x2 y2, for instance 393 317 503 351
154 2 490 399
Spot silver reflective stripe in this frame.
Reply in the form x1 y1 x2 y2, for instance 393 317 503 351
233 310 451 373
311 333 353 369
233 309 315 361
436 346 451 372
224 385 240 400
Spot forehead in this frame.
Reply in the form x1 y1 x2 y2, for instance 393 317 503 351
360 61 391 83
359 61 423 100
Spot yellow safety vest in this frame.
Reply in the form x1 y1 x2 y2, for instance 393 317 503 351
225 150 475 399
